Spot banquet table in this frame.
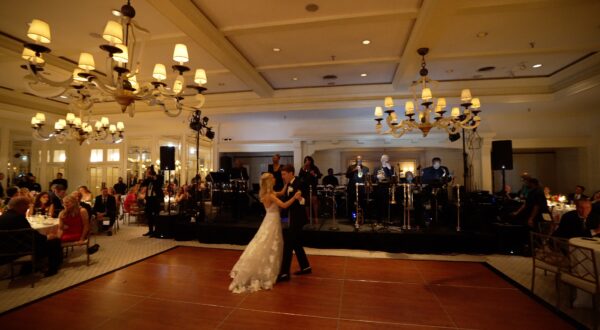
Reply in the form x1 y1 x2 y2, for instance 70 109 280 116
568 237 600 308
27 216 59 235
550 204 575 222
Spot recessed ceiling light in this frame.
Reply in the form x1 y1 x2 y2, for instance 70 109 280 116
360 73 367 77
292 77 298 81
476 32 488 38
111 9 122 17
272 47 281 52
218 82 225 86
362 39 371 45
532 63 542 68
59 95 68 99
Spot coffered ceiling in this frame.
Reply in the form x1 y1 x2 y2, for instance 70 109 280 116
0 0 599 118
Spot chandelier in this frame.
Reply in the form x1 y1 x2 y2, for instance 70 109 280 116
374 48 481 138
30 111 125 145
20 0 208 118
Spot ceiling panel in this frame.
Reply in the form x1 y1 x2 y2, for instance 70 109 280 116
261 63 397 89
431 1 600 55
228 19 412 67
193 0 420 28
425 52 588 81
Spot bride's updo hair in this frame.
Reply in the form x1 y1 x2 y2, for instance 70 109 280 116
259 172 274 202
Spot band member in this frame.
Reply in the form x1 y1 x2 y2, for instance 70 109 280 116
299 156 322 226
322 168 339 187
230 159 249 181
268 153 285 191
373 154 395 222
346 156 369 221
419 157 451 226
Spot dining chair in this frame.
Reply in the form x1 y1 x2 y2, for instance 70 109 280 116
0 228 37 287
530 232 570 304
559 243 598 329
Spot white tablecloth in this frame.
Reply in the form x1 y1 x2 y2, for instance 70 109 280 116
551 205 575 222
27 217 59 235
568 237 600 308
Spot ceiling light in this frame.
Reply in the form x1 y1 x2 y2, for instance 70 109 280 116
292 77 298 81
273 47 281 52
373 47 482 138
476 32 488 38
20 0 208 121
59 95 67 99
362 40 371 45
360 73 367 77
532 63 542 68
111 9 122 17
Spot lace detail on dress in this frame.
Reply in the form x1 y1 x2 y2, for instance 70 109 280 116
229 202 283 293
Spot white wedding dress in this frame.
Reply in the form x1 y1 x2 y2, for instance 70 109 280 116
229 202 283 293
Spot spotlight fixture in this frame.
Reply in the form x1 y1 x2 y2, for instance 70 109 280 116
362 39 371 45
360 73 367 77
273 47 281 52
532 63 542 68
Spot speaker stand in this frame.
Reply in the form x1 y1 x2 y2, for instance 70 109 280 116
501 167 506 194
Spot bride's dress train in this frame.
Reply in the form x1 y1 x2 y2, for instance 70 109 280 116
229 203 283 293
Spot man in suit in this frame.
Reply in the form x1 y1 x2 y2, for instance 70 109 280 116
567 185 588 204
92 187 117 236
553 200 600 238
141 166 164 237
345 155 369 221
0 196 62 277
277 165 311 282
49 184 67 218
50 172 68 191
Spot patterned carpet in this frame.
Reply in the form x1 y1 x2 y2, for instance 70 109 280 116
0 223 594 328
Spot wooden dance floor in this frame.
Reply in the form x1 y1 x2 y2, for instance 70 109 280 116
0 247 576 329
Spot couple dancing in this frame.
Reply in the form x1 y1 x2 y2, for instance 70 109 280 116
229 165 311 293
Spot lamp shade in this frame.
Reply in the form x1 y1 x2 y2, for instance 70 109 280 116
172 75 185 94
471 97 481 109
374 106 383 118
194 68 207 85
451 107 460 117
173 44 189 63
421 87 432 101
35 113 46 122
390 111 398 123
153 64 167 81
27 19 51 44
22 48 45 64
101 117 109 126
78 52 95 71
113 44 128 63
73 117 82 127
405 101 415 115
435 97 446 110
116 122 125 131
460 89 472 102
128 75 139 91
102 20 123 44
66 113 75 123
384 96 394 108
109 124 117 133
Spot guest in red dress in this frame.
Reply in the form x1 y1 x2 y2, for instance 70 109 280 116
58 195 89 243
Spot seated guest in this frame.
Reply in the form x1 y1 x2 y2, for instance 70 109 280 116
0 197 62 277
322 168 339 187
543 186 551 200
590 190 600 214
29 191 52 216
123 185 139 213
496 184 514 200
70 191 93 220
49 184 67 218
3 186 18 206
568 185 588 203
58 195 89 243
92 187 117 235
78 185 93 205
553 200 600 238
175 186 191 213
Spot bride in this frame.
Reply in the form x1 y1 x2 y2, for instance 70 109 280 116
229 172 301 293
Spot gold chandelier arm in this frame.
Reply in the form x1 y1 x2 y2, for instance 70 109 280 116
25 64 72 88
460 119 481 130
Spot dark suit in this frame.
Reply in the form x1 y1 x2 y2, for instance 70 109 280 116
567 193 588 203
0 209 62 272
142 176 164 233
553 210 599 238
93 195 117 231
280 177 310 275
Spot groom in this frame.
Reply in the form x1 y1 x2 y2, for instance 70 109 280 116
277 165 311 282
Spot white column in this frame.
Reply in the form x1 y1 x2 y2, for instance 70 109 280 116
479 138 493 192
293 140 303 173
0 126 9 177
